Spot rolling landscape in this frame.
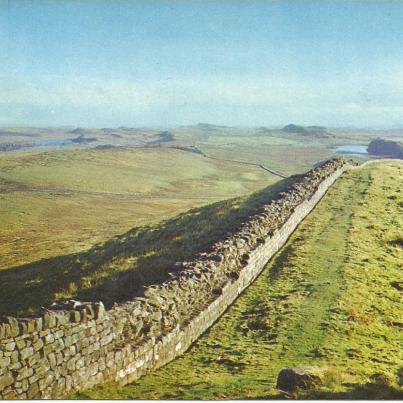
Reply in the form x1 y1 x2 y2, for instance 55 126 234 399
1 0 403 400
0 125 402 399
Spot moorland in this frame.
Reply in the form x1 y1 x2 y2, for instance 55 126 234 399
0 125 402 399
0 124 386 314
2 123 396 274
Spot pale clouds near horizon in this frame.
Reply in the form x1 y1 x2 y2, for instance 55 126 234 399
2 71 403 128
3 1 403 128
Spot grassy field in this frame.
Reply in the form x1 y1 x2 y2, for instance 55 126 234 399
0 146 276 271
75 161 403 400
0 125 375 272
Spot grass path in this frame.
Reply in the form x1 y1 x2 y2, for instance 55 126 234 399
77 161 402 399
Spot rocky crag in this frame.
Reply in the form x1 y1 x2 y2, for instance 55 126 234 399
367 138 403 159
0 158 350 399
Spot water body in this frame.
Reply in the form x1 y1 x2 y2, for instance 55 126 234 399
336 144 368 155
32 139 73 148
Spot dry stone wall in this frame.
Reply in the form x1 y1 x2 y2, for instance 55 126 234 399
0 158 351 399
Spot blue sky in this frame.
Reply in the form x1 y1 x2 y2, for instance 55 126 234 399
2 0 403 127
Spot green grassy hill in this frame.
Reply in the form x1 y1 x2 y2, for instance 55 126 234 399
0 147 276 271
75 160 403 400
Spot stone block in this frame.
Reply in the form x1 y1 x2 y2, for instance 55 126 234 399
54 329 64 339
43 343 55 356
67 357 76 372
18 319 35 334
48 352 57 369
100 333 114 346
65 375 72 392
39 329 50 339
56 313 68 326
34 363 46 378
64 335 73 347
94 302 106 320
71 333 80 344
51 376 66 396
33 338 44 351
28 373 39 385
34 318 43 332
0 325 5 340
3 390 17 399
38 373 54 391
75 357 85 369
27 351 41 367
10 350 19 364
43 313 57 329
70 311 81 322
5 341 15 351
5 317 20 338
56 351 63 365
0 371 14 392
77 337 90 350
54 338 65 352
44 333 55 344
9 361 22 371
0 356 11 369
21 378 29 392
16 366 33 381
89 362 99 377
27 381 40 399
98 357 106 372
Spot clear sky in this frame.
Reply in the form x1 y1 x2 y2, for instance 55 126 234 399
2 0 403 128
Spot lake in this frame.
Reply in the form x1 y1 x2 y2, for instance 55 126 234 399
336 145 368 155
33 139 73 148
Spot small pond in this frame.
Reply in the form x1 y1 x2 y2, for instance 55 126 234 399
336 145 368 155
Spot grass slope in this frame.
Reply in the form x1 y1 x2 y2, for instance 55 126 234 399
76 161 402 400
0 170 300 316
0 147 275 270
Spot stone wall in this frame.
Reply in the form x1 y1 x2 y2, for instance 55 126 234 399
0 158 351 399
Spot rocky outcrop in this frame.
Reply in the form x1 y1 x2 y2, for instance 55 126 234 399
367 138 403 159
71 134 97 144
0 158 350 399
282 124 333 138
277 367 324 392
282 124 308 134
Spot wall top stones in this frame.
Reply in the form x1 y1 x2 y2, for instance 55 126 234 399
0 301 106 340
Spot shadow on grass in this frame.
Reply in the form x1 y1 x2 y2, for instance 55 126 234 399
0 174 302 317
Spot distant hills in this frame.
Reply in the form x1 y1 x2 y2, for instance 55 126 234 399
367 138 403 159
197 123 233 131
69 127 86 135
282 124 333 138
